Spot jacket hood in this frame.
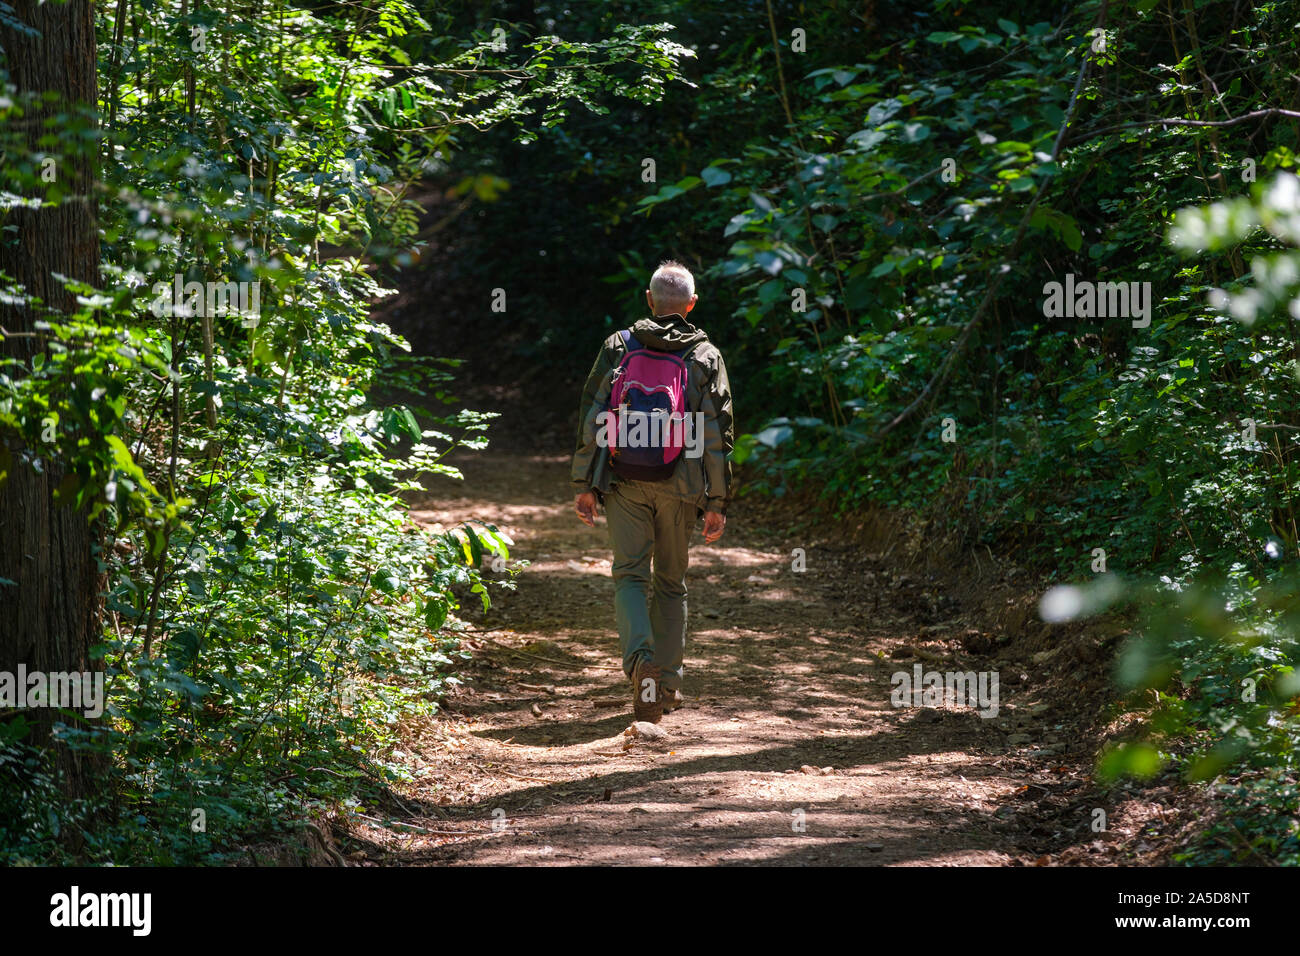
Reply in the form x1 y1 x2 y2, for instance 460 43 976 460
630 313 710 351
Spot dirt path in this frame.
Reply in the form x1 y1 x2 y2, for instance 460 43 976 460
324 447 1115 867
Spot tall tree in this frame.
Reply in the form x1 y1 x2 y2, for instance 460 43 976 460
0 0 102 797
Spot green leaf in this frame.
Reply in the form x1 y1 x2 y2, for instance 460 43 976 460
424 596 449 631
731 433 759 465
902 122 930 143
700 165 732 187
755 250 783 275
755 424 794 448
476 525 511 560
1058 217 1082 251
254 505 279 536
462 524 484 567
104 435 136 471
1098 743 1164 782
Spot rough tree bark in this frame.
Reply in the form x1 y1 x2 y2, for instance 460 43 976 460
0 0 103 800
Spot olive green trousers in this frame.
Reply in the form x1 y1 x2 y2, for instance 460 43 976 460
604 478 698 691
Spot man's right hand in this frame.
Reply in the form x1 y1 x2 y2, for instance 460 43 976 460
575 491 598 527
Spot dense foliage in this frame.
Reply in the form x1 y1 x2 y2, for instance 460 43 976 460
4 0 1300 864
0 0 691 862
439 0 1300 863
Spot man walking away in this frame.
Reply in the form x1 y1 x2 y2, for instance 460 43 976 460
571 260 734 723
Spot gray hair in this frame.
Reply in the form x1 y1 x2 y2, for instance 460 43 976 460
649 260 695 314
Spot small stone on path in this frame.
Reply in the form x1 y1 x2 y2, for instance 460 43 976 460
625 721 670 741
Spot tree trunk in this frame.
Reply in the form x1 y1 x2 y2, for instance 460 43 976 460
0 0 103 801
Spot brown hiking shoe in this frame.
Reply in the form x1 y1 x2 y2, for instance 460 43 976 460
661 687 684 713
631 657 664 723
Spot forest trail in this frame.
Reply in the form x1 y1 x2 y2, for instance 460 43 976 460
342 448 1100 866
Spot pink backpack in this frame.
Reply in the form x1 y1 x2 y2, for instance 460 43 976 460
604 329 697 481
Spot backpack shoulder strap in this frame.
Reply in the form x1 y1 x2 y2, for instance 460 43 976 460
619 328 642 352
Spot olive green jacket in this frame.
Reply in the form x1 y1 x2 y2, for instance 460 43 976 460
571 314 734 515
